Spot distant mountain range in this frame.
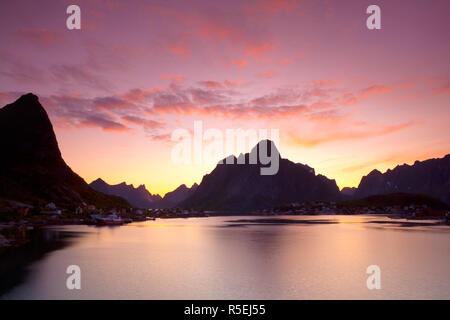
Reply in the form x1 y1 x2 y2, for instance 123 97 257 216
1 93 448 211
89 178 198 209
156 183 198 208
90 178 161 208
354 155 450 204
0 93 129 208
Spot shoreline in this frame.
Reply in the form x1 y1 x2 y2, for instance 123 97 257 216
1 212 448 255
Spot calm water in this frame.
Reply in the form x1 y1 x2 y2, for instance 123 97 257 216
1 215 450 299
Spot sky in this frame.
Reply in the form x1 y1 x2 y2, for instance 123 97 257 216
0 0 449 196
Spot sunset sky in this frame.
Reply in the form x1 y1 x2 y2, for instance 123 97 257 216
0 0 449 196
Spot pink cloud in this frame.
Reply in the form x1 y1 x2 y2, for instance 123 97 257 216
308 80 340 87
199 80 248 88
197 21 241 42
15 28 64 48
148 133 172 142
0 52 47 83
359 85 393 98
257 0 300 14
199 81 223 88
50 64 112 91
335 93 358 106
288 121 416 147
431 82 450 95
93 96 132 110
224 80 248 87
167 42 191 56
230 59 248 68
79 117 131 132
121 116 165 129
121 88 155 104
245 42 276 58
39 94 134 133
279 57 293 65
257 70 279 79
160 73 186 83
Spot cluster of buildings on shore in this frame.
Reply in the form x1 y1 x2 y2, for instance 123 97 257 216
0 201 152 226
0 199 208 223
148 208 207 218
263 201 450 219
0 200 147 217
262 201 340 215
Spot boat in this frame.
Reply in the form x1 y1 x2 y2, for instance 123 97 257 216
92 214 124 226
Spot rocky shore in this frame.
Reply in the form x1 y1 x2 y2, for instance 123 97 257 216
0 223 34 253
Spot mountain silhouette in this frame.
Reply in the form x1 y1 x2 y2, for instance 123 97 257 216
354 155 450 203
90 178 162 208
154 183 198 208
180 140 340 211
0 93 129 208
90 179 199 209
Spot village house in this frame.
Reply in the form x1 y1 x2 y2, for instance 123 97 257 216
42 203 62 215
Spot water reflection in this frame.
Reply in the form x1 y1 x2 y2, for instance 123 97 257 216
223 216 447 230
1 215 449 299
0 228 80 297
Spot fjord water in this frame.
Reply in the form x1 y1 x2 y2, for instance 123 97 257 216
2 215 450 299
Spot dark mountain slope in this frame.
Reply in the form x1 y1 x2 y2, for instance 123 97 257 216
0 93 129 208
